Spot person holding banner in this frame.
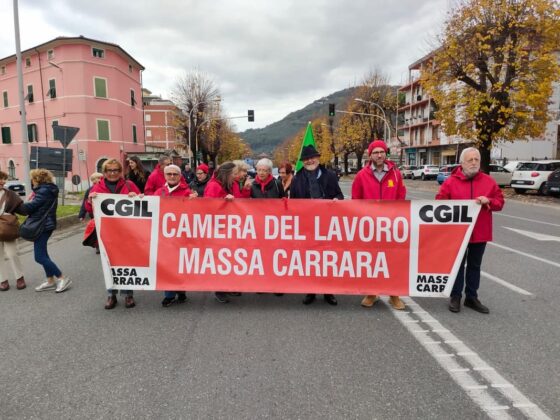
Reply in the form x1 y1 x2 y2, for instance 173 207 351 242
351 140 407 310
87 159 141 310
156 164 197 307
436 147 504 314
291 145 343 306
251 158 285 199
144 155 172 195
204 162 240 303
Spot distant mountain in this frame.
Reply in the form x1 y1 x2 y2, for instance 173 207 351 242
239 87 359 155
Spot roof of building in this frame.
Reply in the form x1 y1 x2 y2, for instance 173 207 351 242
0 35 144 69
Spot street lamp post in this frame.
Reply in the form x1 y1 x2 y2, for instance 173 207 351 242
355 98 391 142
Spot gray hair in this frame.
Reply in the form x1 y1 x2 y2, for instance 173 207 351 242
158 154 171 165
233 160 251 172
256 158 273 170
459 147 480 163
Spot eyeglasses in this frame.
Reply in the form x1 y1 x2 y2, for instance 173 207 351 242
105 169 121 174
166 173 180 176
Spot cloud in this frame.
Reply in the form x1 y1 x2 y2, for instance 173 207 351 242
1 0 448 131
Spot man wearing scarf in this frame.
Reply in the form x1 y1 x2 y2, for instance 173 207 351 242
290 145 343 306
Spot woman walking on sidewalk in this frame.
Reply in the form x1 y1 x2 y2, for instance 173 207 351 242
0 170 27 291
22 169 71 293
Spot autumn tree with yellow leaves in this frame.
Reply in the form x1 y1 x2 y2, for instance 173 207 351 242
422 0 560 168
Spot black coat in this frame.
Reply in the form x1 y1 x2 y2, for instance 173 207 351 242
21 183 58 232
250 178 285 198
290 165 344 200
126 170 150 193
189 176 210 197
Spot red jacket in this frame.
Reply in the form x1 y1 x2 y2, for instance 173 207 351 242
204 178 229 198
351 160 406 200
85 178 140 214
155 179 192 197
144 164 167 195
436 167 504 243
232 181 251 198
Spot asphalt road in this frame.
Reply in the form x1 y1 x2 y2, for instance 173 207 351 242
1 181 558 419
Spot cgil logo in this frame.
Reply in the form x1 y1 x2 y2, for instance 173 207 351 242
419 204 473 223
100 198 152 217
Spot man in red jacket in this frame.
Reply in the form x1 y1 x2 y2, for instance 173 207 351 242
351 140 406 310
436 147 504 314
144 155 172 195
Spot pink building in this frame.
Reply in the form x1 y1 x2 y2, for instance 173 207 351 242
0 36 145 186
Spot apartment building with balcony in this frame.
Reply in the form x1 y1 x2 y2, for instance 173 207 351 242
0 36 145 186
397 52 560 166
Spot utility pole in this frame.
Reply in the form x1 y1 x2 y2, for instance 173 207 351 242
13 0 31 196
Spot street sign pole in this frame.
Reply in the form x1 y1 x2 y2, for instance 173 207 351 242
53 125 80 206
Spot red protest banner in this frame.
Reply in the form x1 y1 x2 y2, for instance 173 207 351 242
93 195 480 297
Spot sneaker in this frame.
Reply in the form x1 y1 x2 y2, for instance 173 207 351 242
464 297 489 314
361 295 378 308
35 280 56 292
388 296 405 310
161 297 175 307
55 277 72 293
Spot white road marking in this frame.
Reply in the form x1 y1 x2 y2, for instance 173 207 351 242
496 213 560 228
482 271 533 296
488 242 560 268
393 297 552 420
504 227 560 242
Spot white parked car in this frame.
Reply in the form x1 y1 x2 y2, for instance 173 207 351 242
510 160 560 194
411 165 440 180
488 164 512 187
503 160 529 173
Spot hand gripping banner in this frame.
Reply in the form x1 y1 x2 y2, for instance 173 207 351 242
93 195 480 297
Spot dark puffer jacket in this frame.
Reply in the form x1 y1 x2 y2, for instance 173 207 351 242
22 183 59 232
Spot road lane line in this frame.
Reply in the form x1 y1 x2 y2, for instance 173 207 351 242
488 242 560 268
496 213 560 228
394 297 552 420
482 271 533 296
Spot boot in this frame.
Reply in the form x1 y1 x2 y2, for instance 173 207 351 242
16 277 26 290
0 280 9 291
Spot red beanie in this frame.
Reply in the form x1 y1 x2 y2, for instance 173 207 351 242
367 140 388 155
196 163 209 174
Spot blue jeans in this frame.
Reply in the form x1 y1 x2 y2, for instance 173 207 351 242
164 291 186 299
34 230 62 278
451 242 487 299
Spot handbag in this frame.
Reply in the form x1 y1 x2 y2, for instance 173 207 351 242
0 192 20 241
18 199 56 242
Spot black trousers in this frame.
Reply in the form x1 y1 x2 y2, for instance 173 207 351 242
451 242 487 299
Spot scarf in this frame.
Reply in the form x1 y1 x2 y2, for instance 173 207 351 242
303 168 323 199
254 174 274 193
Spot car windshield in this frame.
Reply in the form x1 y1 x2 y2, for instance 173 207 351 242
517 163 539 171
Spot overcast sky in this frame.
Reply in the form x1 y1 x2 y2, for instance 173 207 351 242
0 0 450 131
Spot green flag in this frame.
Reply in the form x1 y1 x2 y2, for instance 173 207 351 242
295 122 317 172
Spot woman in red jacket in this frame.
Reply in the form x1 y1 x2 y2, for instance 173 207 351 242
436 147 504 314
87 159 140 310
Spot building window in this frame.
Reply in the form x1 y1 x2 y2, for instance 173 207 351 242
129 64 133 73
94 77 107 98
25 57 31 67
1 66 5 75
145 114 151 122
92 47 105 58
27 85 34 103
1 127 11 144
28 123 38 142
47 49 54 60
47 79 56 99
130 89 136 106
51 120 58 139
97 120 110 141
132 124 137 143
146 129 152 138
3 91 8 108
8 160 16 178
